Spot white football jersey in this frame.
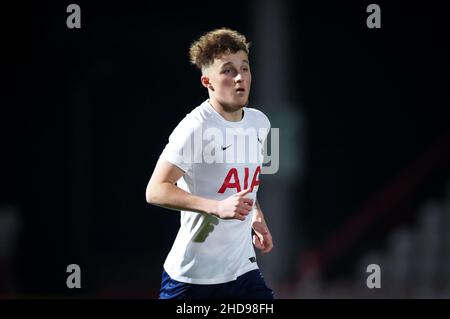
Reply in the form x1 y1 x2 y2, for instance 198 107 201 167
160 100 270 284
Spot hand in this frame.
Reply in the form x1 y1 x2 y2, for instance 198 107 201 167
215 188 254 221
252 220 273 254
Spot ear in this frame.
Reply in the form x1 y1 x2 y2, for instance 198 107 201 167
201 75 214 91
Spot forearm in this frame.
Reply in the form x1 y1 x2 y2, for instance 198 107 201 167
147 182 217 216
251 199 273 253
253 200 266 223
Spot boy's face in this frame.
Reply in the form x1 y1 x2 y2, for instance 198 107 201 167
201 50 251 110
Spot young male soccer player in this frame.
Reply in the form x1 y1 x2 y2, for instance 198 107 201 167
146 28 274 299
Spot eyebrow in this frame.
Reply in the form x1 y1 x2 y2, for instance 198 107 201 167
220 60 250 68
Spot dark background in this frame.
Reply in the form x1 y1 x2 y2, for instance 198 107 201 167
1 0 448 298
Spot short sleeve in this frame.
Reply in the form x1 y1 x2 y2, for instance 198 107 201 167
261 112 271 143
160 115 201 173
265 117 271 141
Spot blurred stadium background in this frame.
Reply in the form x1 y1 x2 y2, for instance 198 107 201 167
1 0 448 298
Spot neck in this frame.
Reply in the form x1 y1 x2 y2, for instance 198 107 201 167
209 98 244 122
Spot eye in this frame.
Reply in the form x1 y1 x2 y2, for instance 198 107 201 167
242 67 249 72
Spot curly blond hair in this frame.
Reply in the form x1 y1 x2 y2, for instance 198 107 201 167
189 28 250 71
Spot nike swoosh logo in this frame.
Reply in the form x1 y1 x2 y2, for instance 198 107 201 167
221 144 232 151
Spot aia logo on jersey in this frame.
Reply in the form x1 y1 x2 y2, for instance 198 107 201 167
218 166 261 193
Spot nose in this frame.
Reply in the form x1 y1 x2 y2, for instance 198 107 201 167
234 72 243 83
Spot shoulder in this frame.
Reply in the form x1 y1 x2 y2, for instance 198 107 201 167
245 107 271 129
180 101 215 127
172 102 212 134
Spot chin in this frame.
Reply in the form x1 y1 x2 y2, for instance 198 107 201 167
233 102 247 109
220 98 248 111
234 97 249 108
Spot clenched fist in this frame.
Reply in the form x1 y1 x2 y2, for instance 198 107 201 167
214 188 254 221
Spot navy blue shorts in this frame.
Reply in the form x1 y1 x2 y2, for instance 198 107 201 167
159 269 274 299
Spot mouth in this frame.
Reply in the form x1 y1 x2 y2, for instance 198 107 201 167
235 87 246 93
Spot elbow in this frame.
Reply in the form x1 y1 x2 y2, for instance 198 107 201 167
146 181 173 207
146 184 158 205
146 182 168 206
